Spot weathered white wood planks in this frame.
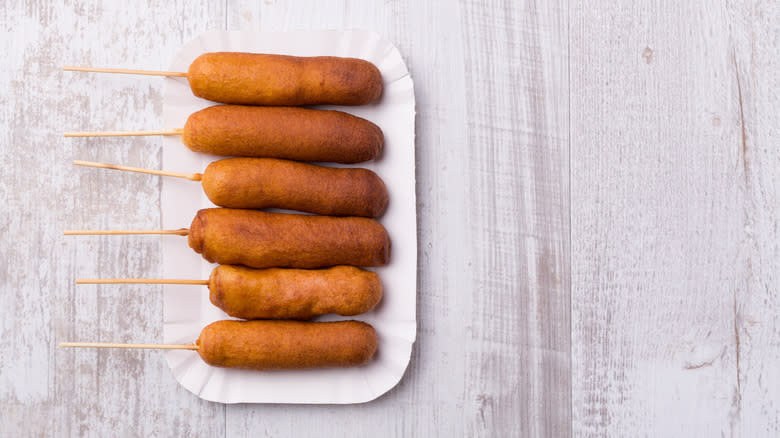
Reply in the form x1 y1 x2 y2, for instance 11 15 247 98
9 0 780 435
571 0 780 436
0 1 227 435
725 2 780 435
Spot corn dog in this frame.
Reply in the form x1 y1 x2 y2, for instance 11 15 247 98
60 320 379 371
65 209 391 269
208 265 382 320
65 105 384 164
202 158 388 217
77 265 383 320
181 105 383 163
196 320 378 370
188 208 391 269
76 158 389 217
188 52 383 106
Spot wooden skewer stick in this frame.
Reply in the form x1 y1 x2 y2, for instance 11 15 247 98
74 160 203 181
64 129 183 137
62 66 188 77
76 278 208 285
63 229 189 236
59 342 197 350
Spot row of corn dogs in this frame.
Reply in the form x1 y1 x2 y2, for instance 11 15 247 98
61 52 392 372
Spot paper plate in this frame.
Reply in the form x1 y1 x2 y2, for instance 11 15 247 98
160 30 416 404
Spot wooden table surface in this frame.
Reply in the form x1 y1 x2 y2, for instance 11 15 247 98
1 0 778 436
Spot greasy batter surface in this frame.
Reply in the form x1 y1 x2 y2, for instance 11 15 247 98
197 320 378 370
209 265 383 320
201 158 389 217
187 52 383 106
188 208 391 269
182 105 383 163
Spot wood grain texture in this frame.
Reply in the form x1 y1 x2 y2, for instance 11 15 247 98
224 0 570 436
6 0 780 435
726 1 780 435
0 1 226 435
7 0 780 435
571 0 780 436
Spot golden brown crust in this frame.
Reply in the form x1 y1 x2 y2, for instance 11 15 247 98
188 208 391 269
187 52 383 106
186 212 204 255
196 320 378 370
201 158 389 218
181 105 383 164
208 265 382 320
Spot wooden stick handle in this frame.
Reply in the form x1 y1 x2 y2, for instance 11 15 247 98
59 342 198 350
74 160 202 181
76 278 208 285
62 66 188 77
63 228 189 236
64 129 183 137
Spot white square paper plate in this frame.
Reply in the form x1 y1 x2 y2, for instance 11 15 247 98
160 30 416 404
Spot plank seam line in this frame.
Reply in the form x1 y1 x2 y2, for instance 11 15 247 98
731 50 744 404
567 1 573 436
